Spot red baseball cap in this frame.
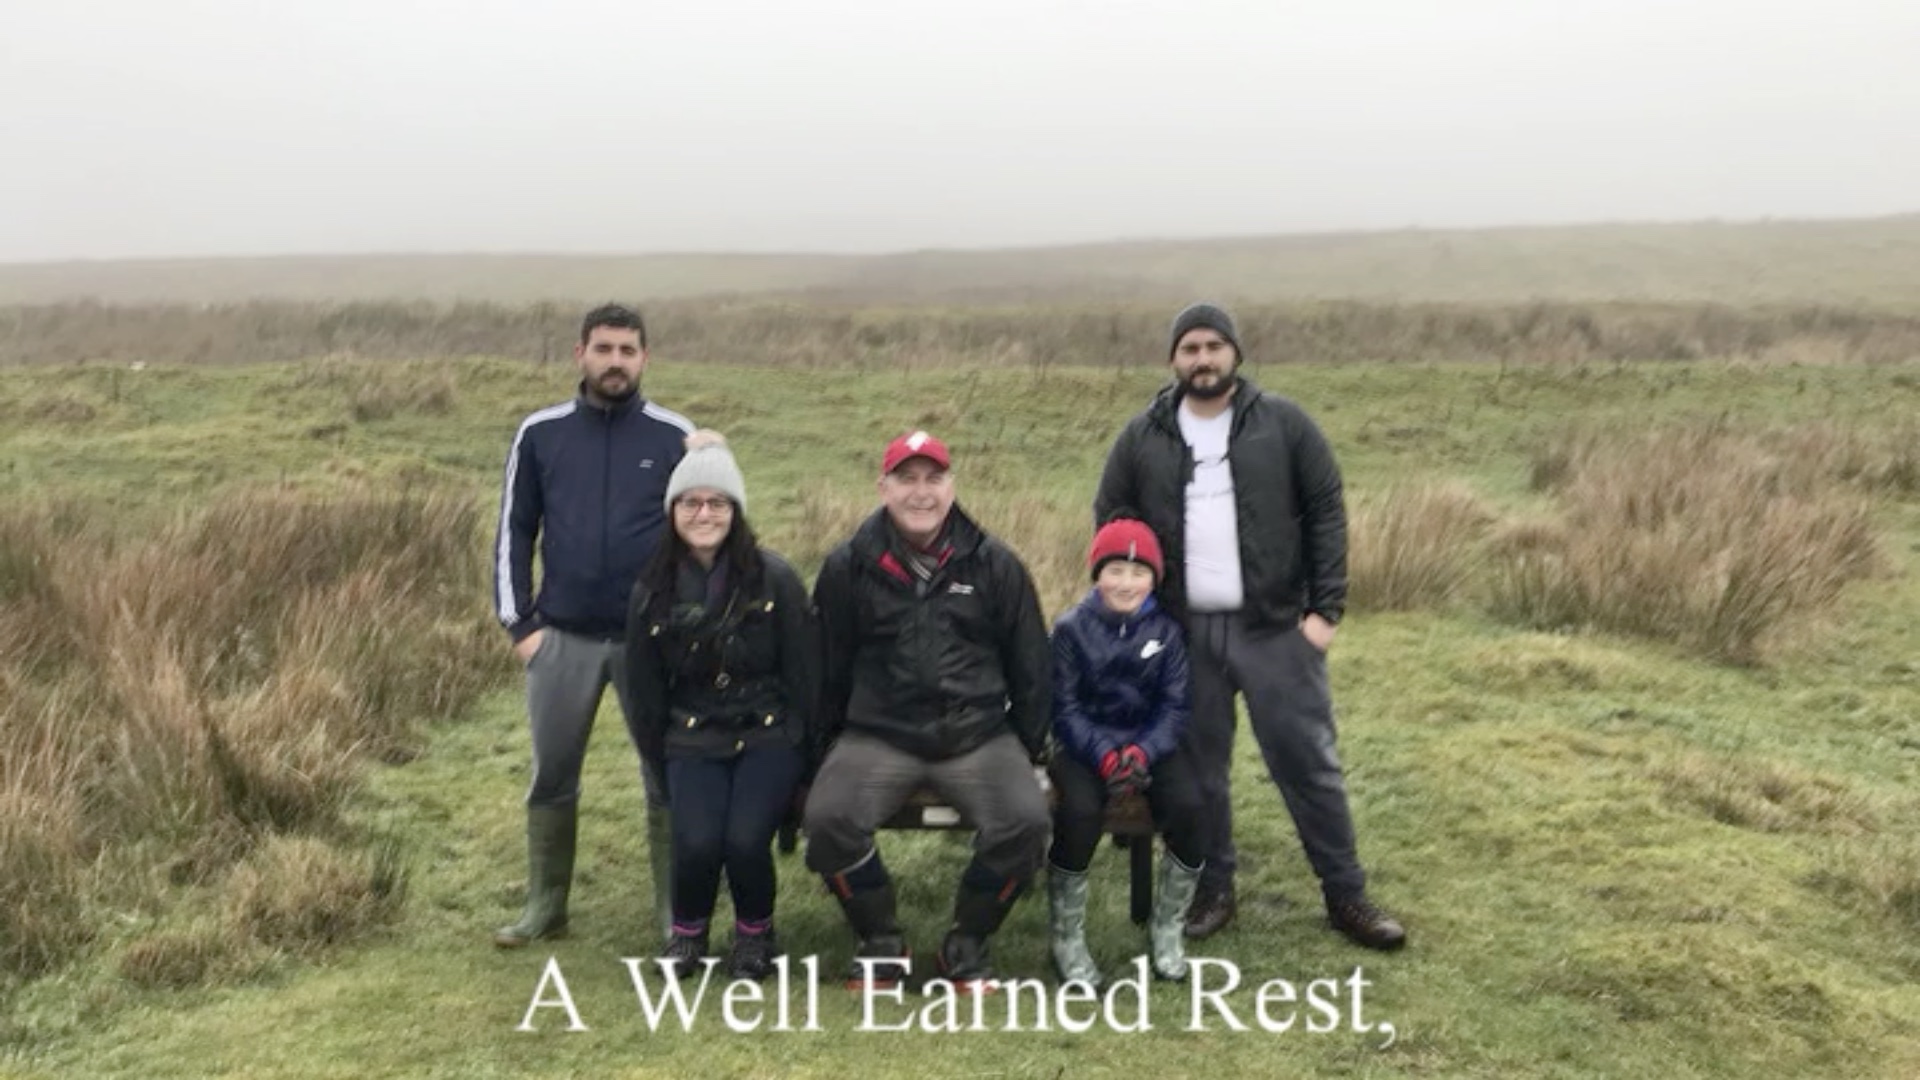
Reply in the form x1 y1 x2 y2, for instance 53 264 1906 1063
881 430 952 475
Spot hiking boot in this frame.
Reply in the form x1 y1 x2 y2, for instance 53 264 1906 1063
493 805 577 948
936 931 998 993
846 934 911 991
1150 852 1204 981
659 931 709 979
727 928 783 981
1183 880 1236 940
1328 895 1407 951
1046 865 1102 988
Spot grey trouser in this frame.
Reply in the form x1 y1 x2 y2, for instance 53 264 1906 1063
803 731 1050 880
523 627 664 809
1184 611 1365 900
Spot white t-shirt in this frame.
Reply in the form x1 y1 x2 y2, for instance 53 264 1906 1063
1177 402 1244 612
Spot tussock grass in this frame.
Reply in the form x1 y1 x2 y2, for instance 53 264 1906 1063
963 490 1091 620
10 296 1920 370
1490 423 1882 663
117 922 246 991
224 834 406 953
0 489 504 978
1776 420 1920 497
0 713 91 977
1347 482 1496 612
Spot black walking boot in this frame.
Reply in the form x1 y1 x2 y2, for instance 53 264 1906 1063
659 929 710 979
727 927 784 981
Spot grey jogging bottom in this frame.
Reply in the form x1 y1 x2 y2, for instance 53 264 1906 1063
1182 611 1366 901
523 627 665 809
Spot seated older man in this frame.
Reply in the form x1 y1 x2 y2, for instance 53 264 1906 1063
804 431 1052 993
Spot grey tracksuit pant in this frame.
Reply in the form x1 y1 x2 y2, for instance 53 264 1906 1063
1184 611 1366 901
803 731 1050 881
523 627 665 809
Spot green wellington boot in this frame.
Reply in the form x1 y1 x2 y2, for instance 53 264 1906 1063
494 805 578 947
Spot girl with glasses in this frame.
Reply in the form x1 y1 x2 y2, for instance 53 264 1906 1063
625 436 818 980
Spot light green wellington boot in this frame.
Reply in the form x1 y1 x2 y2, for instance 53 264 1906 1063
494 805 578 947
1047 865 1103 987
647 803 674 942
1150 852 1205 981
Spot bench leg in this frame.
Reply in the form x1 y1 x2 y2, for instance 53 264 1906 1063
1129 833 1153 925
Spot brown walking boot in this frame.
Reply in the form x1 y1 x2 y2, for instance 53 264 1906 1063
1327 894 1407 951
1183 880 1236 939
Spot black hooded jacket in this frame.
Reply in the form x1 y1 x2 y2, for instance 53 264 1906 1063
811 504 1051 763
1094 376 1348 628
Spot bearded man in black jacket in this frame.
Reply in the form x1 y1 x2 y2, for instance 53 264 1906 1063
804 430 1052 993
1095 302 1406 952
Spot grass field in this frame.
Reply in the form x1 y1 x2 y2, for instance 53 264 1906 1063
3 214 1919 308
2 354 1919 1078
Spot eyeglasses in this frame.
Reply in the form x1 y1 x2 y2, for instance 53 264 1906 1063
676 496 734 515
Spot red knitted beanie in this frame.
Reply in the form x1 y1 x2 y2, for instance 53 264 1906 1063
1087 519 1164 582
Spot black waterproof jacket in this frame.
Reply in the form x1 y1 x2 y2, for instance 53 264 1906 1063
812 505 1051 763
624 550 818 764
1094 376 1349 627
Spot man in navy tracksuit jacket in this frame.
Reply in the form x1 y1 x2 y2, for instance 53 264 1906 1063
490 303 694 948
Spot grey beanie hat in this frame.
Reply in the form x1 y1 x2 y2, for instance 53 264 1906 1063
1167 302 1242 359
664 441 747 514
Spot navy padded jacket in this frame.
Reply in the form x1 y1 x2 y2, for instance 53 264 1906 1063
1050 590 1191 769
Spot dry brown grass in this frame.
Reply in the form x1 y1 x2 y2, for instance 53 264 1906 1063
1347 482 1497 612
224 834 406 953
117 920 258 991
1490 424 1883 663
0 488 505 978
0 700 92 977
8 297 1920 369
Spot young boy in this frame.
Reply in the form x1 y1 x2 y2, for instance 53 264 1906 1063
1048 519 1206 985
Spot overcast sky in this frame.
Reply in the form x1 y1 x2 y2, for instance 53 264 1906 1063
2 0 1915 261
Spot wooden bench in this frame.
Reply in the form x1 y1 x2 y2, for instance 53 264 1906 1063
779 782 1159 924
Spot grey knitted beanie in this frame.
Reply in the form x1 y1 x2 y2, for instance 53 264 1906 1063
664 441 747 514
1167 302 1242 359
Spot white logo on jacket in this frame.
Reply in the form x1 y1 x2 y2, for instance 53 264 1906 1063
947 583 974 595
1140 640 1165 659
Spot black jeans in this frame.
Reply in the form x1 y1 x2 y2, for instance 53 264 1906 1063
666 742 804 927
1048 751 1205 872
